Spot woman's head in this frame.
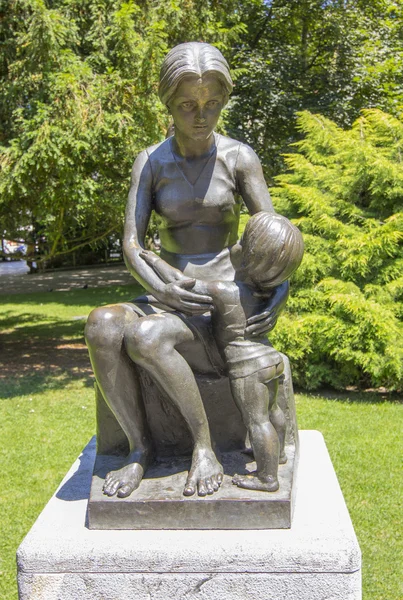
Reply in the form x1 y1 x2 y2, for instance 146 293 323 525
238 212 304 289
159 42 233 108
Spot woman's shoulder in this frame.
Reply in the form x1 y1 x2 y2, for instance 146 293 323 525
143 138 171 161
131 139 171 176
217 135 259 167
132 138 169 161
217 133 242 152
216 133 253 151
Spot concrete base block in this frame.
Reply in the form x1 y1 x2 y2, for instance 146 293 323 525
17 431 361 600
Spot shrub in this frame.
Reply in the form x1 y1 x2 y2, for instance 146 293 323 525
270 110 403 390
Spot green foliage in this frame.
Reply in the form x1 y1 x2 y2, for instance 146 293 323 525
2 0 403 388
227 0 403 181
0 0 245 264
2 0 403 262
269 109 403 390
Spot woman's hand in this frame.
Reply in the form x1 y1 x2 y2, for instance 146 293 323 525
139 249 213 314
140 249 181 284
159 279 214 316
245 281 289 336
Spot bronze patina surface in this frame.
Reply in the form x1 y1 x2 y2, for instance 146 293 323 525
85 42 303 528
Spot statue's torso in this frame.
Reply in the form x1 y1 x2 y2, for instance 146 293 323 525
146 134 242 257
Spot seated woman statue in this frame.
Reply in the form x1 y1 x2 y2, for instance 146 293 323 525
85 42 289 499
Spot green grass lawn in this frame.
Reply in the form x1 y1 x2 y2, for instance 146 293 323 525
1 284 402 600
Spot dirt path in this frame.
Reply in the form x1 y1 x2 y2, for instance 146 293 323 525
0 262 134 295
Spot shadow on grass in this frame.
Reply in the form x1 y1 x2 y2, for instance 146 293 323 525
1 283 145 398
0 311 54 331
0 316 94 398
296 387 403 405
0 370 95 399
1 314 87 341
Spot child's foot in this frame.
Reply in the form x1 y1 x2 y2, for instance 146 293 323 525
183 447 223 497
232 472 279 492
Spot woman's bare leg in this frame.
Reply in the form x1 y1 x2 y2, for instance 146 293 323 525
85 303 151 498
126 313 223 497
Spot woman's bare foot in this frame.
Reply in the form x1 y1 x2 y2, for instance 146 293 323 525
183 447 223 497
103 450 151 498
232 472 279 492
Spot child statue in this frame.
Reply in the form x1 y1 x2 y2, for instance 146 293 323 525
140 212 304 493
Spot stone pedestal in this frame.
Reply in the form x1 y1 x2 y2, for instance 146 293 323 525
17 431 361 600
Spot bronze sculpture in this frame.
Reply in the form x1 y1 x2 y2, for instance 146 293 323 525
85 42 297 504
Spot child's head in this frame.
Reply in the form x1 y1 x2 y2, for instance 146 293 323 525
233 212 304 290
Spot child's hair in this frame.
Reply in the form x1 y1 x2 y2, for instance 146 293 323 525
241 212 304 288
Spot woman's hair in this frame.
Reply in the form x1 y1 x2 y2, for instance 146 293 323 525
241 212 304 288
159 42 233 107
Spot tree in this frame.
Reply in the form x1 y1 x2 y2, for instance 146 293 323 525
0 0 246 266
267 109 403 390
227 0 403 181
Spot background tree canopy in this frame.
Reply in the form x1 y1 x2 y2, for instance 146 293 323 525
0 0 245 262
1 0 402 389
228 0 403 179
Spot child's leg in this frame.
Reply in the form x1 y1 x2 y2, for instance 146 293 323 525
230 367 280 492
266 370 287 464
240 378 288 464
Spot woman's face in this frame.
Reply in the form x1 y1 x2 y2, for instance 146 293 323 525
168 75 224 142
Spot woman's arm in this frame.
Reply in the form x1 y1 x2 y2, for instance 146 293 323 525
246 281 289 336
140 249 215 305
123 151 213 315
236 144 289 335
236 144 275 214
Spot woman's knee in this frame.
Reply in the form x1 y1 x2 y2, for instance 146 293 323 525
125 315 187 363
85 304 130 348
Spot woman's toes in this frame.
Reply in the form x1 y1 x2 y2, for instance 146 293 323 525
198 480 207 496
117 483 134 498
183 477 196 496
205 478 214 494
103 480 119 496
